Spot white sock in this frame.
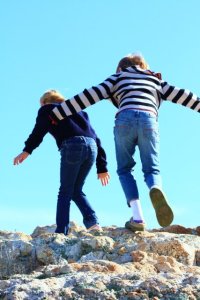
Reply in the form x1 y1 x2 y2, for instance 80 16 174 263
130 199 145 223
150 185 162 191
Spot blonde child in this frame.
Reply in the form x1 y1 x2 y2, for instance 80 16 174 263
14 90 110 235
49 54 200 231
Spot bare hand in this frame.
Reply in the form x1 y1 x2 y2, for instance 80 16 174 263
13 152 29 165
97 172 110 186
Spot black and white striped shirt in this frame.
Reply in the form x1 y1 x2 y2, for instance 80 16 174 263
51 66 200 121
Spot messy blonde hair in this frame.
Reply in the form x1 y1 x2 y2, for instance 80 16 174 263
116 53 149 72
40 89 65 105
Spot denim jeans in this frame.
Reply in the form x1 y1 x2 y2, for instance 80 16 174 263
114 110 161 206
56 136 98 235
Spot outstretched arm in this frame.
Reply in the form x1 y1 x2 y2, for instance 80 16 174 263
13 107 50 166
50 74 119 122
161 81 200 112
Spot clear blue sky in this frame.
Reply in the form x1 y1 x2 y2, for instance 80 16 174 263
1 0 200 234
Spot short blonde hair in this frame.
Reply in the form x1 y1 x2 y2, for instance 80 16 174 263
40 90 65 105
116 53 149 72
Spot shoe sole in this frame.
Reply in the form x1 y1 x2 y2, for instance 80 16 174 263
125 221 145 232
150 188 174 227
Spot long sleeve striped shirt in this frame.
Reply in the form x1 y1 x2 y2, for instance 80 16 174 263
51 66 200 121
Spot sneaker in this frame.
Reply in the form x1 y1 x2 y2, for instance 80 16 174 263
149 187 174 227
87 224 103 232
125 218 145 232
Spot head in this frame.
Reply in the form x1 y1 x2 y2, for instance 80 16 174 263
116 53 149 72
40 90 65 106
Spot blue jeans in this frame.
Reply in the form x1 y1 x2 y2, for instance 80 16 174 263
56 136 98 235
114 110 161 206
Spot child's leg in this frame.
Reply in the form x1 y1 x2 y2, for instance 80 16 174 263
114 110 145 227
138 114 161 189
56 139 86 235
72 138 99 229
138 112 173 227
73 190 98 229
114 113 138 202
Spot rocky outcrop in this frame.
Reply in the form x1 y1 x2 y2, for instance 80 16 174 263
0 223 200 299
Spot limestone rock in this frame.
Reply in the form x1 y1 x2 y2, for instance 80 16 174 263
0 223 199 299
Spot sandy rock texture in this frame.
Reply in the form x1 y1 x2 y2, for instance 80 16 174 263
0 223 200 299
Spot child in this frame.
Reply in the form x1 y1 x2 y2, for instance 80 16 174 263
49 54 200 231
14 90 110 235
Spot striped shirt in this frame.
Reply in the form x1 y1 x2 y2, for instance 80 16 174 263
51 66 200 121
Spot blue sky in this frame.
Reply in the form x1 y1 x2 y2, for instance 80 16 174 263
1 0 200 234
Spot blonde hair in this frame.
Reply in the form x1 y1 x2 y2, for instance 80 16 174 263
116 53 149 72
40 90 65 105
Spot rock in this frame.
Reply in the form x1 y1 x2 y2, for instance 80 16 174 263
0 223 199 299
150 238 196 265
81 236 115 253
152 224 195 234
31 225 56 237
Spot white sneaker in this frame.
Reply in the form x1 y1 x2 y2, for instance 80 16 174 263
87 224 103 232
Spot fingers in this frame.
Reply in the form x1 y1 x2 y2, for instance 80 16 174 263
13 152 29 165
100 176 109 186
13 155 23 165
98 172 110 186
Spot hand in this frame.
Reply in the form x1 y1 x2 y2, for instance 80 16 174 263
97 172 110 186
13 152 30 165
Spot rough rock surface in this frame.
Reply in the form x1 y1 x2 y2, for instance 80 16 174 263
0 223 200 299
